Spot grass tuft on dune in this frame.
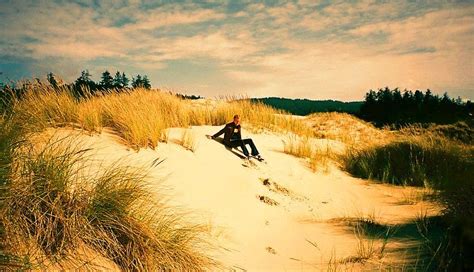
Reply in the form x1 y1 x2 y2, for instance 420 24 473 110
0 116 217 270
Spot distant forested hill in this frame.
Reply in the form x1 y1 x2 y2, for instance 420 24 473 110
251 97 363 116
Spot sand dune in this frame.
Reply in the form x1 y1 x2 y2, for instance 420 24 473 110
44 125 440 271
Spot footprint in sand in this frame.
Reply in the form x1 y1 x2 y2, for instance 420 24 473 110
265 246 277 255
259 177 318 215
259 178 308 202
257 195 279 206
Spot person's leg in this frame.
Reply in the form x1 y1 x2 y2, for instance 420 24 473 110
230 140 250 156
243 138 259 156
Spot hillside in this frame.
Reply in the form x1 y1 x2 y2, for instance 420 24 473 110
3 89 468 270
41 124 440 270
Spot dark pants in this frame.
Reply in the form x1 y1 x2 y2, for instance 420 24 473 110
228 138 259 157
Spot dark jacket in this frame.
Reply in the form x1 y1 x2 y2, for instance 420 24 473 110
213 122 241 146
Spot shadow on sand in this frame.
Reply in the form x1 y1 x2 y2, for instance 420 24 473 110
327 214 469 270
208 136 247 159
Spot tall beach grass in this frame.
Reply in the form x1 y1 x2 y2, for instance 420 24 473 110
343 135 474 270
0 115 217 270
10 87 313 149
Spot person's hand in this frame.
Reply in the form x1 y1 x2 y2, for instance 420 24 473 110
206 135 214 139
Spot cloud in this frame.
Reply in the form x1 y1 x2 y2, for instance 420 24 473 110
222 5 474 100
0 1 473 100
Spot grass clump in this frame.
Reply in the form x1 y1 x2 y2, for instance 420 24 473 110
179 128 198 152
0 121 216 270
343 135 474 270
283 135 335 172
0 115 32 270
343 137 473 188
283 135 314 158
85 165 213 270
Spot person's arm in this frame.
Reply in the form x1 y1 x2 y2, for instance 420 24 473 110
212 124 227 139
236 126 242 140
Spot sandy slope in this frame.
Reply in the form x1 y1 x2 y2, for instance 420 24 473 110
45 126 440 271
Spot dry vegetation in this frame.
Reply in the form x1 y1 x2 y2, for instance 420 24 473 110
179 128 198 152
284 112 473 270
282 135 336 172
0 125 216 270
11 87 312 149
0 86 314 270
1 85 472 270
0 87 232 270
305 112 393 149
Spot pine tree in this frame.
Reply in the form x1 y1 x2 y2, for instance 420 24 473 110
74 70 96 97
100 70 114 89
113 71 122 88
142 75 151 89
132 75 142 88
75 70 95 87
121 72 129 88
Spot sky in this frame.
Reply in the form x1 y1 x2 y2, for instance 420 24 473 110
0 0 473 101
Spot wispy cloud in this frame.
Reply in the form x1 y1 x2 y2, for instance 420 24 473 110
0 0 472 100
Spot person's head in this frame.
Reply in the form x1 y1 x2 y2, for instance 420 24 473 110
233 114 240 125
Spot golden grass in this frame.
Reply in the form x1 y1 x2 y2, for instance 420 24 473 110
11 87 313 149
306 112 393 149
283 135 314 158
180 128 198 152
283 135 336 172
0 132 217 270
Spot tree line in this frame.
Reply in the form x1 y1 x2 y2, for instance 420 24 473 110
2 70 152 92
253 97 362 116
0 70 153 109
359 87 473 126
68 70 151 91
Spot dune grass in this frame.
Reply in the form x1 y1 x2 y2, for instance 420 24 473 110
179 128 198 152
343 136 473 188
343 134 474 270
306 112 392 149
0 115 30 269
283 135 314 158
3 85 315 270
343 134 474 220
282 135 335 172
10 87 313 149
0 116 216 270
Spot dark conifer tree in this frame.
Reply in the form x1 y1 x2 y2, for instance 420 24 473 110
142 75 151 89
113 71 122 88
121 72 129 88
132 75 142 88
100 70 114 89
74 70 96 97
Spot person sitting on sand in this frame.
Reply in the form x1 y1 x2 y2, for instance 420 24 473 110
209 115 262 160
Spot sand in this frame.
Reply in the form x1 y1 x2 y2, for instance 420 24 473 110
43 125 441 271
